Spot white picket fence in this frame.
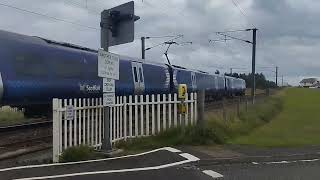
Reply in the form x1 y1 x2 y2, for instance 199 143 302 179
52 93 197 162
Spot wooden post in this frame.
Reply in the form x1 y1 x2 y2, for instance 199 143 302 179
197 90 205 127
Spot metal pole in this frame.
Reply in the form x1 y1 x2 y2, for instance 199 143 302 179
251 28 257 104
230 68 233 75
141 37 145 59
276 66 278 87
101 11 112 151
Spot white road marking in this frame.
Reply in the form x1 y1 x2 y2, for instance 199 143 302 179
164 147 182 153
266 161 290 164
252 158 320 165
179 153 200 161
0 147 181 172
300 158 319 162
14 151 200 180
202 170 223 179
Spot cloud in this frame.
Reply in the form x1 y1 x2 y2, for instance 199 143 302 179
0 0 318 85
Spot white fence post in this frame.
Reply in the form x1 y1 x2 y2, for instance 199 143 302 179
151 94 155 135
110 103 114 142
194 93 198 123
134 95 138 137
190 93 194 125
78 99 82 145
58 99 62 153
73 99 77 146
146 95 150 136
174 94 178 127
157 94 161 133
168 94 172 128
129 95 133 137
140 95 144 136
98 98 102 147
83 98 86 145
123 96 127 140
52 98 60 163
119 96 123 140
162 94 166 131
68 99 73 147
185 94 189 126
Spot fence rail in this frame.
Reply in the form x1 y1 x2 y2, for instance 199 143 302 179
52 93 197 162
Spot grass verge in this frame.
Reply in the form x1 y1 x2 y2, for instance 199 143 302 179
59 145 104 162
231 88 320 147
0 107 25 126
117 92 284 151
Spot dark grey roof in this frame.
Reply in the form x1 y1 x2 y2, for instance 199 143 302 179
300 78 318 83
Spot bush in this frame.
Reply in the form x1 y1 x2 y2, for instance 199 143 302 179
0 108 25 126
59 145 96 162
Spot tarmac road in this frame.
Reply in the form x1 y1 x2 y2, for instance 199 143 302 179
1 146 319 180
0 147 218 180
201 158 320 180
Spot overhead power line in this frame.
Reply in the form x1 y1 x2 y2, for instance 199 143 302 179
215 29 251 33
145 35 183 51
229 0 256 28
145 35 182 39
0 2 99 30
217 32 252 44
64 0 100 15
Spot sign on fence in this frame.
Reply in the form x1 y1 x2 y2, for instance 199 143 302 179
65 105 74 120
103 78 115 93
103 93 116 106
98 49 120 80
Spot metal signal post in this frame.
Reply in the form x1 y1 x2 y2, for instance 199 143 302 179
251 28 257 104
100 1 139 151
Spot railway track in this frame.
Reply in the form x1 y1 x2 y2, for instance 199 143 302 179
0 120 53 162
0 120 52 133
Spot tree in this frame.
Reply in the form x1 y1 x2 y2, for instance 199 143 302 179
227 72 277 89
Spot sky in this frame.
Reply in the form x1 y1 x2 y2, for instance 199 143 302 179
0 0 319 86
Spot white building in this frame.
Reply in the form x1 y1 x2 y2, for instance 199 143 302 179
299 78 319 88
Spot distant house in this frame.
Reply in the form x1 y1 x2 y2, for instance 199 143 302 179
299 78 319 88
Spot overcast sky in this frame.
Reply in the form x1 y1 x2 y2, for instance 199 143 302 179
0 0 319 85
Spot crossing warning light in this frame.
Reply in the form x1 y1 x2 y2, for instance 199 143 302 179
178 84 187 99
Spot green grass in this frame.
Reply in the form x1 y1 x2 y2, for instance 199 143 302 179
117 93 284 151
59 145 104 162
0 107 25 126
231 88 320 147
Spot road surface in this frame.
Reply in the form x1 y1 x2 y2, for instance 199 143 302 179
0 147 319 180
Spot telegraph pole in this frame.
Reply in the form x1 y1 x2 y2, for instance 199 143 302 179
141 37 146 59
275 66 278 87
251 28 257 104
214 28 258 103
230 68 233 74
282 75 284 87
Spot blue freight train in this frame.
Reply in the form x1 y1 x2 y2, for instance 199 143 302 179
0 30 246 116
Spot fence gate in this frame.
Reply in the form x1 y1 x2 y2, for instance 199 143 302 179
52 93 197 162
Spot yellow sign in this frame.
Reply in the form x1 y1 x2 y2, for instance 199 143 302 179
178 103 187 114
178 84 187 99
